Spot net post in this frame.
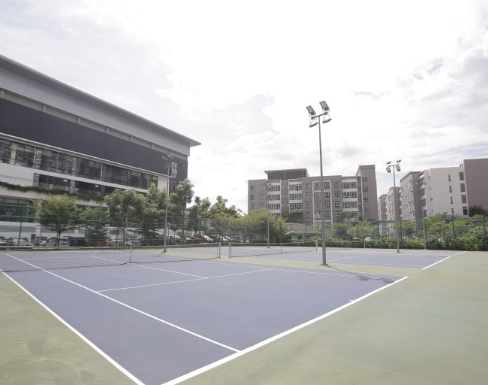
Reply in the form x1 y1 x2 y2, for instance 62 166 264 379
228 242 231 258
315 239 318 251
218 242 221 259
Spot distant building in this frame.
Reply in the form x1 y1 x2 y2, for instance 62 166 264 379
400 171 422 222
248 165 378 225
462 158 488 213
385 187 401 221
419 166 467 218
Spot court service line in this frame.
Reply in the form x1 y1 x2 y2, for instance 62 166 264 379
5 254 240 353
421 255 455 270
0 267 145 385
162 275 409 385
98 268 274 293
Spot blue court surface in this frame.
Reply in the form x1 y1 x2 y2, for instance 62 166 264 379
230 247 460 269
1 250 406 385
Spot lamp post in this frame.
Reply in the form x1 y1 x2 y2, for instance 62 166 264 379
266 182 271 248
306 101 332 266
386 160 401 253
162 155 173 252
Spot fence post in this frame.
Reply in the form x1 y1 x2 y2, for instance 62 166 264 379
424 218 428 250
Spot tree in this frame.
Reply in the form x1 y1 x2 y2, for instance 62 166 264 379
347 219 374 247
170 179 195 242
104 189 145 245
188 196 212 235
469 205 488 217
139 183 166 245
79 206 109 246
36 195 79 245
275 216 289 243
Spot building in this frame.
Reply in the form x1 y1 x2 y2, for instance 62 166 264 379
385 187 401 221
419 166 467 218
248 165 378 225
399 171 422 222
0 54 200 213
462 158 488 213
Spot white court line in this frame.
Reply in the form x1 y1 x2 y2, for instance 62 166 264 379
421 252 464 270
162 275 409 385
5 254 240 354
0 266 145 385
98 268 274 293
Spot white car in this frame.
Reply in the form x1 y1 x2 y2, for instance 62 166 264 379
42 237 69 247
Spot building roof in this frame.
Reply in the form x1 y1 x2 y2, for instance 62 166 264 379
0 54 200 147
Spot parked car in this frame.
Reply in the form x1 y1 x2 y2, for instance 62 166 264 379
5 237 33 246
68 237 88 247
0 236 7 246
33 236 48 246
42 237 69 247
106 237 140 247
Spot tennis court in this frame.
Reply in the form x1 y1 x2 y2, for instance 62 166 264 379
227 243 460 269
0 248 405 385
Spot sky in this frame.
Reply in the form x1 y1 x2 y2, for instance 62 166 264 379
1 0 487 213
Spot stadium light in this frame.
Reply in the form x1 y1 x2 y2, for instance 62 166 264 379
161 155 174 252
386 159 402 253
306 100 332 266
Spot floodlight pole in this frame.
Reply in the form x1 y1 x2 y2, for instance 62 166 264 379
318 118 327 265
307 101 332 266
162 155 173 253
387 160 401 253
266 183 270 248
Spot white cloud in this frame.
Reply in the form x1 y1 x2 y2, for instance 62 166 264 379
1 0 488 212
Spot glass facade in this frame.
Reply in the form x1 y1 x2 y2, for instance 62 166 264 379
0 138 159 194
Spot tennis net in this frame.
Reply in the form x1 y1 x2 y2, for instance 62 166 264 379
0 243 221 273
228 242 317 258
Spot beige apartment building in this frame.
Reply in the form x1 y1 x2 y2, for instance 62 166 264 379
248 165 378 225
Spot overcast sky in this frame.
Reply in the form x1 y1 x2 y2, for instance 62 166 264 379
1 0 487 212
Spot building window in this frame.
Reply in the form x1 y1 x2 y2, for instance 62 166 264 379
362 176 368 182
343 191 358 198
325 201 330 207
449 185 452 193
461 195 467 204
334 191 340 198
304 192 310 199
459 172 464 181
448 174 451 181
460 183 466 192
450 197 453 204
342 182 357 189
250 195 255 200
269 185 280 191
304 202 310 208
289 193 302 200
363 186 369 192
305 211 311 218
290 203 302 210
289 184 302 191
335 201 341 208
463 206 468 215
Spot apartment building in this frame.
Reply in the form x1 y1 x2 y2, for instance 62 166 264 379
385 187 401 221
248 165 378 225
0 54 200 210
400 171 422 221
462 158 488 212
419 166 467 218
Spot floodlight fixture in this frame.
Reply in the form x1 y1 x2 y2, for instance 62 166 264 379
322 117 332 124
386 166 391 173
319 101 330 113
396 164 401 172
306 105 316 117
309 119 319 128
